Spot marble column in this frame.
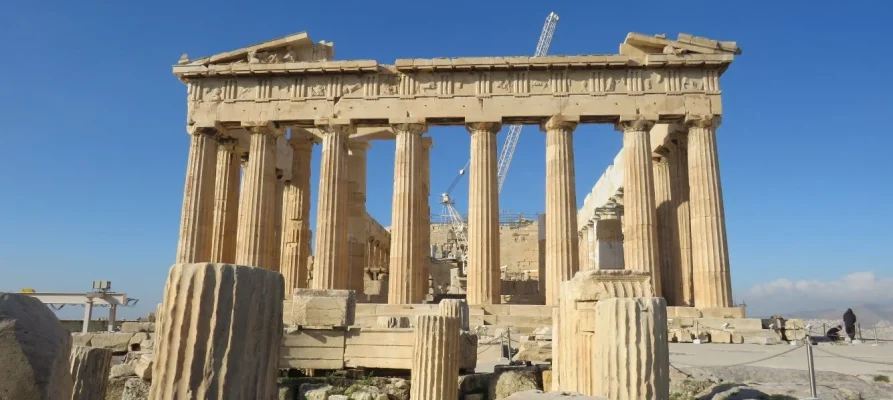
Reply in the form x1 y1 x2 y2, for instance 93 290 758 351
417 137 433 302
210 137 240 263
687 115 733 307
271 169 284 272
465 122 501 305
312 121 354 289
669 134 694 306
235 124 280 269
653 151 678 303
347 141 370 294
388 121 426 304
176 127 218 264
593 216 624 270
617 119 660 296
281 137 314 295
541 116 579 306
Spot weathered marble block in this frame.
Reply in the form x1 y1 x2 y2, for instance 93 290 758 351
0 292 74 399
69 346 112 400
375 316 410 328
150 263 284 400
291 288 355 327
411 315 459 400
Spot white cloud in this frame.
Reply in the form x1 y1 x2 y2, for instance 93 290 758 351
742 272 893 316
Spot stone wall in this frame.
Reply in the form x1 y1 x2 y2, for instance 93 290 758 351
430 218 542 276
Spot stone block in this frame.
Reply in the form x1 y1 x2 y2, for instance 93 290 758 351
122 377 149 400
69 346 112 400
594 297 669 400
375 316 410 328
489 369 540 399
667 306 701 318
110 363 136 378
460 331 478 371
730 332 744 344
72 333 93 347
673 329 694 343
150 263 284 399
698 306 746 319
0 292 74 400
106 377 128 400
458 373 491 395
120 321 155 333
709 330 733 344
134 353 154 381
291 289 356 327
90 332 135 353
696 317 763 332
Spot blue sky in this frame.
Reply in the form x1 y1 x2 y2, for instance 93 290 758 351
1 0 890 318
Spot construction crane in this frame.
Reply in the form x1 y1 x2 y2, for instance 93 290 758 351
439 12 559 263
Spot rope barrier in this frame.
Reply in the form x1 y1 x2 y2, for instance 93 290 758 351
670 344 806 368
812 346 893 366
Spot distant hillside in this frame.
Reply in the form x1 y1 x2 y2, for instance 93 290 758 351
783 303 893 326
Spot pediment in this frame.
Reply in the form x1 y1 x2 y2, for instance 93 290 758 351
178 31 334 66
621 32 741 57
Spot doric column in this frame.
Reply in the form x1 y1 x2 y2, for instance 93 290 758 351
388 121 426 304
210 137 241 263
176 127 218 264
270 169 284 272
653 150 678 303
281 136 314 295
686 115 733 307
668 134 694 306
541 115 579 306
347 140 370 294
593 297 669 400
312 120 354 289
617 118 660 295
593 215 624 270
417 137 433 302
438 298 470 331
466 122 501 305
235 123 281 269
410 315 459 400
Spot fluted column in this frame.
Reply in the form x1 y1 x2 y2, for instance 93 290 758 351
617 119 660 295
176 127 218 264
687 115 733 307
438 298 470 331
388 121 426 304
541 116 579 306
410 315 459 400
347 141 370 294
669 134 693 306
653 151 678 303
271 169 284 272
235 123 280 269
70 346 112 400
281 137 314 295
417 137 433 302
210 137 241 263
466 122 501 305
312 121 354 289
593 297 669 400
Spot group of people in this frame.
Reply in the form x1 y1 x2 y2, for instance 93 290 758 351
825 308 858 341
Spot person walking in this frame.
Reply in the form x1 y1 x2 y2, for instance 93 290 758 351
843 308 857 340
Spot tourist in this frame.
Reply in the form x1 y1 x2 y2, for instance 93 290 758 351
826 325 843 341
843 308 857 340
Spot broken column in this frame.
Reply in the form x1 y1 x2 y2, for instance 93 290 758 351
466 122 501 305
388 120 426 304
69 346 112 400
410 315 459 400
593 297 670 400
541 115 580 306
312 120 354 289
150 263 284 399
0 292 74 399
438 299 470 331
686 115 733 307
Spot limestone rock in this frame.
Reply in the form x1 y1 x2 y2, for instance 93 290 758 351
375 316 410 328
489 369 540 399
71 333 93 347
513 341 552 363
541 370 552 392
439 299 470 331
593 297 669 400
110 363 136 378
122 377 150 400
298 383 333 400
120 321 155 333
502 390 607 399
411 315 459 400
458 373 491 395
69 346 112 400
278 385 296 400
0 292 74 400
459 331 479 371
106 376 128 400
150 263 284 400
291 288 356 327
90 332 135 353
134 353 154 381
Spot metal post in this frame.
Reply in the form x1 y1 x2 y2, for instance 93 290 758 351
81 299 93 333
875 328 879 346
857 322 862 340
805 342 817 398
107 304 117 332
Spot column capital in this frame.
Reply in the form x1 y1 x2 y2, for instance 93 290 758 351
390 118 427 135
241 121 285 136
315 118 356 136
614 116 656 132
216 136 238 151
466 122 501 134
540 115 579 132
685 114 722 129
187 126 219 137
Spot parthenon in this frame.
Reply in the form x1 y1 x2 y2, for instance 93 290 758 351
172 30 739 308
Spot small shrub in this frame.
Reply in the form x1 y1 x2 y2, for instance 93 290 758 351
874 375 890 383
